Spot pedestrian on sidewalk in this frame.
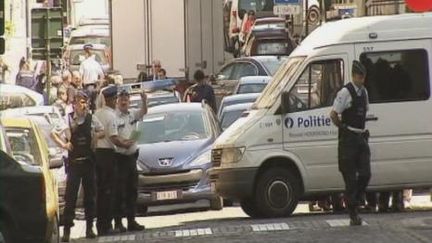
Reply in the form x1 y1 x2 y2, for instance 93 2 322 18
51 91 104 242
0 56 10 83
113 89 147 233
330 60 371 226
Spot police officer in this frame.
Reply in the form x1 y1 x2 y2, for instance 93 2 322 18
94 85 136 235
330 60 371 226
51 91 104 242
113 89 147 232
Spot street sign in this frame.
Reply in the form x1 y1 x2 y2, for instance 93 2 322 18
273 4 301 15
274 0 300 4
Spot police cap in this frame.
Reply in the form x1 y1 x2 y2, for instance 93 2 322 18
118 89 130 97
83 43 93 50
352 60 366 76
75 90 88 100
102 85 118 98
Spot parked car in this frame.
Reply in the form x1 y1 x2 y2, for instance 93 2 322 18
219 102 254 130
211 56 286 105
0 84 44 111
0 117 60 243
0 106 64 125
217 93 260 118
135 103 223 210
234 76 271 94
241 27 297 57
64 44 110 73
68 27 110 47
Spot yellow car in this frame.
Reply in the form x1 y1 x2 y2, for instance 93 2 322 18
0 118 60 243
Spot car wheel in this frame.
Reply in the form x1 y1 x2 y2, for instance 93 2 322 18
254 167 300 218
240 199 262 218
223 199 234 207
48 216 59 243
210 196 223 211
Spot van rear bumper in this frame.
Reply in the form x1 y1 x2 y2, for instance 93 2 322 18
209 167 258 201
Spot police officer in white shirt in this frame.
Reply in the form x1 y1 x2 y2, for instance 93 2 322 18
113 89 147 232
330 60 371 226
80 44 105 112
94 85 135 235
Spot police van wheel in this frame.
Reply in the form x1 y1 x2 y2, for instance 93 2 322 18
254 167 300 218
240 199 262 218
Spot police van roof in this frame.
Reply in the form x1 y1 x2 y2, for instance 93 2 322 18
291 12 432 56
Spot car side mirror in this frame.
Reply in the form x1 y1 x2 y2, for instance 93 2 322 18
280 91 291 114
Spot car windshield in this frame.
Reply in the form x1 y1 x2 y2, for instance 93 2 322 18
69 36 111 46
70 50 108 66
221 109 246 130
239 0 274 12
260 57 288 75
255 56 305 109
137 111 210 144
5 128 41 166
238 83 267 94
0 93 36 110
36 123 58 148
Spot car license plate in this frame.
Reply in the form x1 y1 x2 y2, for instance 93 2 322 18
155 190 178 201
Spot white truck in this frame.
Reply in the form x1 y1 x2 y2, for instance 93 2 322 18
111 0 226 81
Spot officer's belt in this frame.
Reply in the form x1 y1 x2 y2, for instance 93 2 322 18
347 126 367 134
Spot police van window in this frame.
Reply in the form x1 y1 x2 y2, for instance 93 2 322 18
288 59 344 112
360 49 430 103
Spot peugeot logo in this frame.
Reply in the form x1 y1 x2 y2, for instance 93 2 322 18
158 158 173 167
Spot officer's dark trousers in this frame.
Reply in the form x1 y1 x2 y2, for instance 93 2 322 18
114 151 139 223
95 148 116 233
63 159 96 228
338 129 371 213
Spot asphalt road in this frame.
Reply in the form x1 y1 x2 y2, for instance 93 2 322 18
68 194 432 243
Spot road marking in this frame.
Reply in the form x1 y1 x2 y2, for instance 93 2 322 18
326 219 368 227
174 228 212 237
251 223 290 232
98 234 135 242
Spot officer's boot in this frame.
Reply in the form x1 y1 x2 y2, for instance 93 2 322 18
86 221 96 239
61 227 71 242
114 218 127 233
127 217 145 232
349 207 362 226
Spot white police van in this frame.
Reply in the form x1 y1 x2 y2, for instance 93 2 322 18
210 12 432 218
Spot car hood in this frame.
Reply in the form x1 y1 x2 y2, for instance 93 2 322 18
137 138 213 173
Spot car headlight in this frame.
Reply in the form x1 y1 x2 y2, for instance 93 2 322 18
221 147 245 164
189 150 211 167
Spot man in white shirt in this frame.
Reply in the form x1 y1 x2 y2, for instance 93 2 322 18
113 89 147 232
80 44 105 112
94 85 135 236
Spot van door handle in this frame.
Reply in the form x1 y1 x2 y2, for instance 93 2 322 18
366 114 378 121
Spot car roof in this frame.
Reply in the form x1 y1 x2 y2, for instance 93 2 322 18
222 93 261 102
234 56 282 63
292 12 432 56
68 44 107 50
222 102 254 113
148 103 204 114
1 106 59 115
238 76 272 84
0 84 44 103
0 117 34 129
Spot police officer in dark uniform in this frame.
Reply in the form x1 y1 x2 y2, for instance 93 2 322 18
51 91 104 242
330 60 371 226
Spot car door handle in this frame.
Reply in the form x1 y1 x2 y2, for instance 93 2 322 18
366 114 378 121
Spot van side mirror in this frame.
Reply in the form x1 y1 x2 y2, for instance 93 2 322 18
280 92 291 114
